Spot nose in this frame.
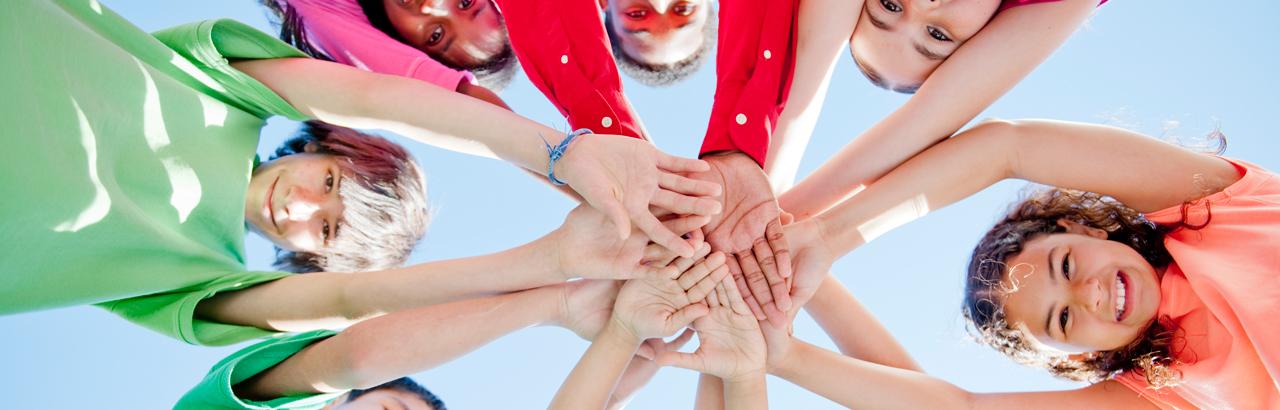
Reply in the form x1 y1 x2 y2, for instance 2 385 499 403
1074 277 1104 314
420 0 449 16
283 188 324 222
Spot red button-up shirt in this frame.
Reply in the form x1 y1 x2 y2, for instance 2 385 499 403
496 0 646 140
699 0 800 166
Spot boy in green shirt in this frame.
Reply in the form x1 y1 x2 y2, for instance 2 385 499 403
2 0 718 345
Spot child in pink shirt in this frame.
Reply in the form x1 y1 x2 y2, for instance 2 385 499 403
261 0 515 108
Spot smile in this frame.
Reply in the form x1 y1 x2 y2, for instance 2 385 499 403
1114 271 1131 321
266 175 281 235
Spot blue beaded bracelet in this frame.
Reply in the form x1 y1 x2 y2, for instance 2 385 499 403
543 128 593 186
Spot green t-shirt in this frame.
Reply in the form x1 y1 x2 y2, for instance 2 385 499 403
176 330 344 409
0 0 310 345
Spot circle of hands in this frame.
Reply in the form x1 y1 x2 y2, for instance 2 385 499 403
552 140 844 393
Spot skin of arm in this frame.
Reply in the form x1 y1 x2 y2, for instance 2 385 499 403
779 0 1101 220
771 338 1154 409
232 58 722 258
237 281 608 399
804 275 921 371
764 0 862 193
197 206 704 332
455 80 512 111
605 330 696 410
550 246 729 409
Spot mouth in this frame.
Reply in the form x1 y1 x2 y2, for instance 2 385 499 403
1114 271 1132 322
266 176 280 234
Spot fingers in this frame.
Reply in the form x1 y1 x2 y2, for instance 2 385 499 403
655 152 711 173
655 350 705 372
736 250 783 322
751 233 792 312
669 243 713 277
667 328 696 349
676 251 725 290
669 303 710 330
659 172 722 197
661 215 712 240
641 243 677 267
728 257 767 320
714 280 730 308
634 212 695 258
720 275 753 317
652 189 722 217
765 219 793 279
685 264 730 302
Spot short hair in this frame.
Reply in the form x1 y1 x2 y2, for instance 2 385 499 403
604 5 717 87
260 0 519 92
269 121 430 273
347 377 447 409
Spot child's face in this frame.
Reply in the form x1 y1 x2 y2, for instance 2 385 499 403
244 153 345 253
325 389 436 410
999 231 1162 355
606 0 710 66
383 0 507 69
849 0 1001 92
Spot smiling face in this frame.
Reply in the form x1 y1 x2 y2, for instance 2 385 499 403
244 153 345 253
606 0 709 66
999 226 1163 355
382 0 507 68
850 0 1001 92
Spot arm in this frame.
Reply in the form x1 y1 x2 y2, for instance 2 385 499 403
773 338 1154 409
237 284 564 398
234 57 720 257
813 119 1241 257
804 275 921 371
764 0 862 191
551 323 648 410
694 374 725 410
456 80 512 111
606 330 696 410
780 0 1100 219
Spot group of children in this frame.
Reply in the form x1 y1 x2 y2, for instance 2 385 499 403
2 0 1275 408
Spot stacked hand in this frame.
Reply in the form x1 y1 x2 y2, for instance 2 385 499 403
609 244 729 342
656 274 766 382
554 205 710 280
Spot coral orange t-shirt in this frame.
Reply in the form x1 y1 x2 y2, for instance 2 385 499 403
1116 159 1280 409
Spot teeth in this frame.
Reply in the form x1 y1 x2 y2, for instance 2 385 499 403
1114 275 1126 320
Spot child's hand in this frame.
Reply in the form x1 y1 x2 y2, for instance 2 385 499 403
656 275 767 382
554 205 709 280
732 217 834 325
610 244 728 342
556 136 722 259
556 279 623 341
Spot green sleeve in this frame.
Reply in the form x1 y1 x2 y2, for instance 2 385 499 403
175 330 344 410
97 271 292 346
151 19 310 121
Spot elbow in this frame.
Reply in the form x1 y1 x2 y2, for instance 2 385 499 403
329 331 394 390
966 118 1024 179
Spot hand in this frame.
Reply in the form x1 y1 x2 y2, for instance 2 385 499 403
608 329 697 409
557 279 623 341
733 218 835 322
556 136 723 258
656 275 767 382
555 205 710 280
757 304 796 374
610 244 728 342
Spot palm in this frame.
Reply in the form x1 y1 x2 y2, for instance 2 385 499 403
613 276 700 340
688 310 766 380
785 219 836 310
559 280 622 340
692 152 781 253
556 206 649 280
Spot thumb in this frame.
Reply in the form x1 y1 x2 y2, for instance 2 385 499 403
668 304 710 329
597 197 631 240
636 343 656 360
655 350 706 372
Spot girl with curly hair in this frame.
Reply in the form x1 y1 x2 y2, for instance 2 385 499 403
755 118 1277 408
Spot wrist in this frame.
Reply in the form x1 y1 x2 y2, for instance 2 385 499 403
546 128 592 186
769 337 807 378
812 212 851 256
600 319 644 350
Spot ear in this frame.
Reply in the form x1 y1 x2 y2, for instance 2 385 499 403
1056 219 1107 239
303 141 320 153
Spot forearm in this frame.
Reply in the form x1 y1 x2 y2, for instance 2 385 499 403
774 339 970 409
695 374 725 410
456 80 512 111
779 0 1098 219
722 374 768 410
551 323 643 410
237 285 561 398
233 58 563 173
197 234 562 331
805 276 920 371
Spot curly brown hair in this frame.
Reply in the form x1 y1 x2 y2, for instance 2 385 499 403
963 189 1188 388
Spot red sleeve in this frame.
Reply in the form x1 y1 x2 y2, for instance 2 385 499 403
495 0 645 139
699 0 799 166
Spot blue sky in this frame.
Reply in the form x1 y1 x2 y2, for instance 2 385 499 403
3 1 1278 408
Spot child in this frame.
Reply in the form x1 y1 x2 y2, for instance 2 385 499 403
602 0 718 86
756 119 1276 407
260 0 516 107
548 248 760 409
177 247 726 409
1 0 717 345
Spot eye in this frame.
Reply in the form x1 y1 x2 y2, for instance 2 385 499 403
879 0 902 13
672 3 695 16
427 25 445 46
1059 307 1070 335
1061 251 1072 280
459 0 474 9
625 9 649 19
322 220 331 243
324 171 335 193
927 27 952 42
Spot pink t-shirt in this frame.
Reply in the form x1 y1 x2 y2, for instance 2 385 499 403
1115 160 1280 409
281 0 475 90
